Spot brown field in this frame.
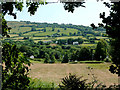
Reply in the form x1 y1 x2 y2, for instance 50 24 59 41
29 62 118 87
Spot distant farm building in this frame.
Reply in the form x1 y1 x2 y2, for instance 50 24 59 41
73 42 79 45
30 55 34 59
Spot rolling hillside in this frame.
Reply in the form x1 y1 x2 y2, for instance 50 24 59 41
7 21 109 47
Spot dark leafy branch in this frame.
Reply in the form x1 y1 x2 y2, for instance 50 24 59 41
2 43 31 89
91 1 120 76
63 2 85 13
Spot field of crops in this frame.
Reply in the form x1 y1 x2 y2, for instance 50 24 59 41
7 21 109 47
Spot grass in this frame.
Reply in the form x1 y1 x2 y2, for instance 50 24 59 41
34 32 55 36
29 78 58 89
36 28 44 30
28 62 118 87
31 37 47 39
10 27 31 34
79 61 104 63
96 36 108 39
80 44 97 47
56 36 83 40
87 63 110 70
9 34 19 37
23 31 40 36
12 37 24 39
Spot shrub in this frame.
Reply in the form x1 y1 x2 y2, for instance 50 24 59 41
28 78 58 89
104 58 112 62
59 73 88 90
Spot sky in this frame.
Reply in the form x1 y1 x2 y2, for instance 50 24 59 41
4 0 111 26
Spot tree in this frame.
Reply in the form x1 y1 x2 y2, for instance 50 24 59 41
70 51 77 61
91 2 120 77
32 47 39 58
94 39 108 61
31 26 36 31
2 43 31 89
44 53 50 63
38 41 44 45
39 48 46 58
43 28 46 32
69 32 72 36
52 28 54 31
57 30 60 32
63 2 85 13
53 51 61 59
19 45 34 57
77 38 84 44
64 28 67 30
68 38 73 44
50 54 56 63
62 53 69 63
78 47 91 61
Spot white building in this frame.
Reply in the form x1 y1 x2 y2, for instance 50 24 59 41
30 55 34 59
73 42 79 45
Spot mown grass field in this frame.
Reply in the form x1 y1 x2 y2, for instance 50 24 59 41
29 62 118 87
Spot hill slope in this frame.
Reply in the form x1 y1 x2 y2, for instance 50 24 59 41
7 21 109 46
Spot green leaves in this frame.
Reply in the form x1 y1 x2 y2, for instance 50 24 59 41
26 2 40 15
94 39 108 61
2 43 31 89
59 73 88 90
63 2 85 13
2 2 23 19
109 65 117 74
15 2 23 12
2 17 11 37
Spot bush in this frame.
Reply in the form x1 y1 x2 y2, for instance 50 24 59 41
59 73 88 90
104 58 112 62
28 78 58 89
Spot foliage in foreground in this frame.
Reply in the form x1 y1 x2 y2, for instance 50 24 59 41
59 73 88 90
28 78 58 89
59 68 119 90
92 2 120 77
27 73 119 90
2 43 31 90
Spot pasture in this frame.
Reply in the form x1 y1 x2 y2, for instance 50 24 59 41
29 62 118 87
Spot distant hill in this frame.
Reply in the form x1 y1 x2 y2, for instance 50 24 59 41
7 21 109 46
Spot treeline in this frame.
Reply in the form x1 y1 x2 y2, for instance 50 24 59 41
20 21 105 31
53 38 84 45
2 38 111 63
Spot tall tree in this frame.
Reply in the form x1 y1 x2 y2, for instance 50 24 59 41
62 53 69 63
98 2 120 77
94 39 108 61
78 47 91 61
91 2 120 87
